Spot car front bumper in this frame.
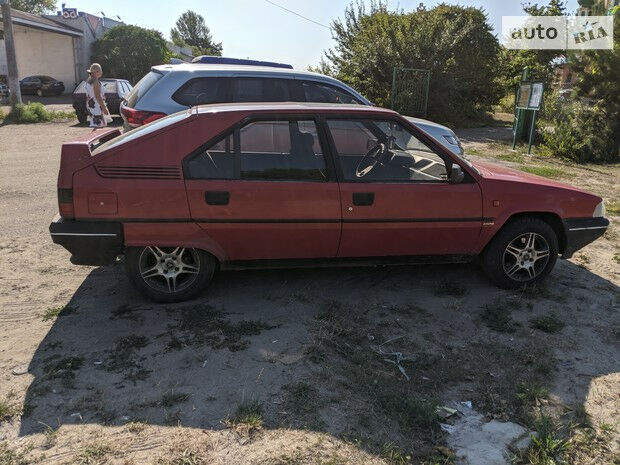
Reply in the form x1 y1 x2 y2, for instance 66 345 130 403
49 215 123 265
562 217 609 258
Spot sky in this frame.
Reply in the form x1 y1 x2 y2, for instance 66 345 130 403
53 0 580 69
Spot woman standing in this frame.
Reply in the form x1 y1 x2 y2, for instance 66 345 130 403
84 63 111 128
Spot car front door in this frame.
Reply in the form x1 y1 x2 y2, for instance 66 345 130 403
184 117 341 261
325 117 483 258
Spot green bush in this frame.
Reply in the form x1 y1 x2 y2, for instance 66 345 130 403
539 94 618 164
4 102 75 124
497 93 515 113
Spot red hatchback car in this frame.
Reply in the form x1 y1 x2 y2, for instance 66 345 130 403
50 103 609 302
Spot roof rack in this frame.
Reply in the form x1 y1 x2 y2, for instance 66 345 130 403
191 56 293 69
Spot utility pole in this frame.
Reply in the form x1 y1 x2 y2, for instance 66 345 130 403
1 0 22 107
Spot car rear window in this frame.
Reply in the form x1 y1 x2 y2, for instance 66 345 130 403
125 71 163 107
93 111 191 155
73 80 118 94
172 77 230 106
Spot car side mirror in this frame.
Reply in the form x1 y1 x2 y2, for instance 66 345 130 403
450 164 465 184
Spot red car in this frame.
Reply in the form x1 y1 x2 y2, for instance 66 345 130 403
50 103 609 302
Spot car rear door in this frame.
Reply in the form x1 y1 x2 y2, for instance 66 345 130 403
325 117 483 258
184 116 341 261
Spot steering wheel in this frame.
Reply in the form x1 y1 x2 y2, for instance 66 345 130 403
355 143 387 178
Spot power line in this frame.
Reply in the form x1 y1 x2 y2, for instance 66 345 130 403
263 0 331 29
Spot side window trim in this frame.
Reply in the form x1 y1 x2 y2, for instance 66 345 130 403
183 114 336 182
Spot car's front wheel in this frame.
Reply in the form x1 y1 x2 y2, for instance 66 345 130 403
481 218 558 289
125 246 216 302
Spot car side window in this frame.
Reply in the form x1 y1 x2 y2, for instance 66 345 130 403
232 78 291 102
187 120 327 181
172 77 231 106
302 81 362 104
327 119 449 182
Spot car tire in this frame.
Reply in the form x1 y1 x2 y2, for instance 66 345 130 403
36 89 43 97
76 111 88 125
125 246 216 302
481 218 558 289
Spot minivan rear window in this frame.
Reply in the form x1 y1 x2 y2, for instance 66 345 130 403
125 71 163 107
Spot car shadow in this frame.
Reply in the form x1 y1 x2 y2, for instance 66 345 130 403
18 259 619 447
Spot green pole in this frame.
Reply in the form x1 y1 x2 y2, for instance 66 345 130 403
390 68 397 110
423 70 431 118
527 110 537 154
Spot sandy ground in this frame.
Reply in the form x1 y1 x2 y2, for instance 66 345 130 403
0 122 618 464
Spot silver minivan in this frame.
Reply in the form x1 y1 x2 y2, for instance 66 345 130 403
121 61 464 156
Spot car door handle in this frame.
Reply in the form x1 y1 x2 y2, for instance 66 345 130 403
352 192 374 206
205 191 230 205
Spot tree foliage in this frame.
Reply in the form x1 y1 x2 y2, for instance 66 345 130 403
319 2 501 126
170 10 222 56
541 5 619 162
91 25 171 84
498 0 568 92
9 0 55 15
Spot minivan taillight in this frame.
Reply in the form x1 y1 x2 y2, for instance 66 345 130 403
58 188 74 219
121 106 166 127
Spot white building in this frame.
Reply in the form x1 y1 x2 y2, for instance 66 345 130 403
0 8 82 92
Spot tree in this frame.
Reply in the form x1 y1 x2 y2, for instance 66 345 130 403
9 0 55 15
170 10 222 56
498 0 568 92
91 25 171 84
320 2 501 125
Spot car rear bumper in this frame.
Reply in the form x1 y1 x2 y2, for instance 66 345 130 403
49 215 123 265
562 217 609 258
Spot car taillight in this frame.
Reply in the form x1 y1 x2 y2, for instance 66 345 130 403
58 187 74 219
121 106 166 127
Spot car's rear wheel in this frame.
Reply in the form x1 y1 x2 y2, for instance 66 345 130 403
481 218 558 289
36 89 43 97
76 111 88 125
125 246 216 302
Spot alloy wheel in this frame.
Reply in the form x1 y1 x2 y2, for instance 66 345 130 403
502 232 550 282
138 246 201 294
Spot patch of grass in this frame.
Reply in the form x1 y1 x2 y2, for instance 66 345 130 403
605 200 619 216
106 335 151 384
281 382 324 429
526 416 568 465
0 398 20 423
172 304 276 352
160 392 189 408
230 400 264 428
433 279 467 297
381 442 412 464
516 382 549 407
125 420 147 433
0 441 29 465
480 301 519 333
613 253 620 264
164 448 205 465
379 393 439 430
4 102 75 124
496 152 525 163
519 165 567 180
41 305 75 321
75 442 111 465
43 356 83 382
529 313 565 334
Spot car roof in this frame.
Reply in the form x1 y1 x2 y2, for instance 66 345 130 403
193 101 397 116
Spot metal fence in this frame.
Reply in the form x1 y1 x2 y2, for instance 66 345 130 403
390 68 431 118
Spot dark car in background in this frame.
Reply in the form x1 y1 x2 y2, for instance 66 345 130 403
19 75 65 96
73 79 132 124
0 83 9 99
